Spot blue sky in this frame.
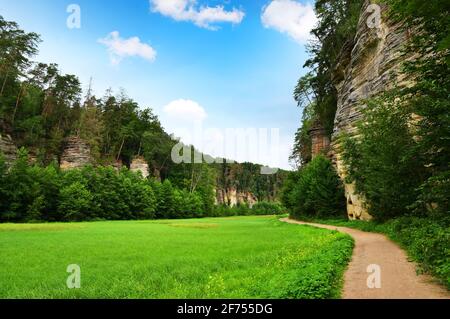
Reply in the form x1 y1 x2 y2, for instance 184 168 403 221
0 0 317 170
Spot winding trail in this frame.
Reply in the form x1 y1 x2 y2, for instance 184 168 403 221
281 218 449 299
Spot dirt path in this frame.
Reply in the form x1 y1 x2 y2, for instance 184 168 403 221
281 218 449 299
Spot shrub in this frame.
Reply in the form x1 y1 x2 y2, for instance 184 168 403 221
252 202 284 215
58 182 93 221
387 217 450 288
173 189 204 219
411 171 450 218
341 96 427 220
155 180 175 219
0 154 285 222
288 155 345 219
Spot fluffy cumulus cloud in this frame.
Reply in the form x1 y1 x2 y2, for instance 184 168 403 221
98 31 157 65
163 99 208 122
150 0 245 30
261 0 317 43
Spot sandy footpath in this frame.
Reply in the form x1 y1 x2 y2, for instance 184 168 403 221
281 218 449 299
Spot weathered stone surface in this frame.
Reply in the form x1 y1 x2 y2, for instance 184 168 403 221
308 121 330 159
130 156 149 178
60 136 93 170
331 1 412 220
0 133 18 166
215 187 258 208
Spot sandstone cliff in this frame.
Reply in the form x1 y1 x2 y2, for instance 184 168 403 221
60 136 93 170
331 1 411 220
0 133 18 166
215 187 258 208
130 156 150 178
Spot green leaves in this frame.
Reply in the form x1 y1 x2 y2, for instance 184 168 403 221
341 96 426 220
283 155 346 218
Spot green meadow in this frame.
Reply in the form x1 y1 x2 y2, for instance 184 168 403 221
0 216 353 299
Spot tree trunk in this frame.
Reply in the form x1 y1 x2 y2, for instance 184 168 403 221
0 70 10 97
12 83 25 124
116 137 125 161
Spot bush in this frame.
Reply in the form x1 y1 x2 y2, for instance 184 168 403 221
411 171 450 218
284 155 345 218
156 180 175 219
0 153 285 222
252 202 284 215
173 189 204 219
387 217 450 288
341 96 427 220
58 182 93 221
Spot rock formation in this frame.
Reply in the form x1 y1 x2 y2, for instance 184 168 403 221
60 136 93 170
215 188 258 208
130 156 150 178
331 1 411 220
308 121 330 159
0 133 18 166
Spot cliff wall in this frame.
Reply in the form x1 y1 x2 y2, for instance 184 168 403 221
331 1 411 220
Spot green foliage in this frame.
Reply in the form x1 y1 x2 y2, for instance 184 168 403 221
388 217 450 288
385 1 450 220
214 161 287 203
338 1 450 221
341 97 426 220
212 202 285 217
0 17 283 221
410 172 450 217
173 189 203 219
291 0 364 165
58 182 93 221
156 180 175 219
283 155 346 218
290 106 314 167
251 202 284 215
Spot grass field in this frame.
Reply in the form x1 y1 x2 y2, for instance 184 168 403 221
0 216 353 299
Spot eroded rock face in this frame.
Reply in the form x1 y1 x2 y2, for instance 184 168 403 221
331 1 411 220
309 122 330 159
130 156 149 178
215 188 258 208
60 136 93 170
0 133 18 166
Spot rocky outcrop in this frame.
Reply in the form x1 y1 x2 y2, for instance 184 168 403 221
0 133 18 166
331 1 412 220
308 121 330 159
60 136 93 170
130 156 149 178
215 188 258 208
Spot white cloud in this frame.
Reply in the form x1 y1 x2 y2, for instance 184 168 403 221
98 31 157 65
150 0 245 30
261 0 317 43
163 99 208 122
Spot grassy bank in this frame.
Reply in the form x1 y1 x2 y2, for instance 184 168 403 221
0 215 353 299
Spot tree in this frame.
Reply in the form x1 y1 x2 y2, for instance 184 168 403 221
341 97 426 220
287 155 345 218
0 16 40 98
155 180 175 219
77 94 104 161
58 182 93 221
